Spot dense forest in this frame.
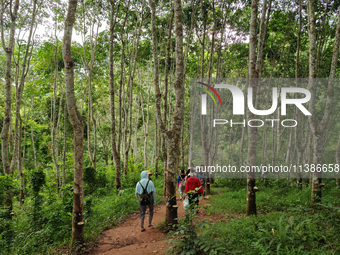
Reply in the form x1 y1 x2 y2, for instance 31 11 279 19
0 0 339 254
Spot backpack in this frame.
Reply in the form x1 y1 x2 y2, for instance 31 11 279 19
139 180 151 205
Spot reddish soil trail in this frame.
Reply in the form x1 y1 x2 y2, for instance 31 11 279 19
90 194 213 255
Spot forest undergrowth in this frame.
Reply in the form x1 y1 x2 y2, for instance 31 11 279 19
0 164 164 254
1 165 339 255
168 179 340 255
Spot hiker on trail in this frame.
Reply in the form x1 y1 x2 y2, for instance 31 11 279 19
135 171 156 232
177 169 186 199
185 168 203 206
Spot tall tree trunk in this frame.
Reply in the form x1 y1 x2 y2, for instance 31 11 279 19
133 99 140 161
183 0 196 78
62 98 68 196
117 2 130 180
1 0 20 212
31 96 37 168
162 9 174 196
200 0 207 79
181 120 185 170
295 0 303 189
207 0 216 79
166 0 184 223
82 0 100 170
336 133 340 187
256 0 270 77
18 116 24 205
316 0 330 77
1 0 18 171
246 0 259 216
22 104 27 170
162 133 167 196
215 2 228 78
124 1 145 175
10 0 38 207
63 0 85 246
154 120 159 177
109 0 122 190
150 0 184 224
52 32 60 192
308 2 340 204
188 104 194 167
141 87 151 170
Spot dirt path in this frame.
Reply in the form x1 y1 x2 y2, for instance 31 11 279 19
90 193 214 255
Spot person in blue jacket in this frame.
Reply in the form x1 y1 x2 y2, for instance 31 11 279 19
135 171 156 232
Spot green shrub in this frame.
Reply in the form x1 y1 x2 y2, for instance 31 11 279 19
0 209 13 252
84 166 109 195
0 175 12 208
200 184 340 255
121 167 143 188
168 200 226 255
30 169 46 230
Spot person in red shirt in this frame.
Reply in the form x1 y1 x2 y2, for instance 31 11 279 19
185 169 204 206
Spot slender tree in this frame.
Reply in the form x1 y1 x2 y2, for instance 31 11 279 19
30 96 37 168
336 132 340 187
246 0 259 216
149 0 184 224
295 0 304 189
162 8 174 195
81 0 100 170
308 2 340 204
52 24 61 192
123 0 145 174
11 0 38 205
62 0 85 246
1 0 20 211
109 0 122 190
62 97 68 196
141 86 151 170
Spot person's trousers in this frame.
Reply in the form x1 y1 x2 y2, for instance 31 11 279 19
188 193 199 205
139 202 154 228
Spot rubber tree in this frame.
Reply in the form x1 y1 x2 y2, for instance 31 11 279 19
0 0 20 212
307 1 340 204
246 0 259 216
149 0 185 224
62 0 85 246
